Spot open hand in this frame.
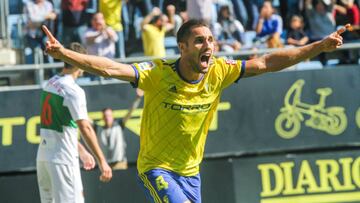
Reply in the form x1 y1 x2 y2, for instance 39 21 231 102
42 25 65 59
321 24 351 52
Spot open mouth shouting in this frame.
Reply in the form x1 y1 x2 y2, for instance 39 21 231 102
199 52 212 70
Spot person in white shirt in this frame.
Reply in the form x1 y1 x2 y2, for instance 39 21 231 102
95 89 144 170
84 12 118 59
36 42 112 203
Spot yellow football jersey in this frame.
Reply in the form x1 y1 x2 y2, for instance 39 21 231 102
141 24 166 57
99 0 123 31
132 57 245 176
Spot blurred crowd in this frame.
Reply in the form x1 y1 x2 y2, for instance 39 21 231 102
8 0 360 65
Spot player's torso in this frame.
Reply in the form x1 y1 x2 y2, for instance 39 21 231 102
138 60 223 175
37 75 82 165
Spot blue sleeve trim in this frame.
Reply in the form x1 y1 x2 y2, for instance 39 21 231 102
130 64 139 88
235 60 246 83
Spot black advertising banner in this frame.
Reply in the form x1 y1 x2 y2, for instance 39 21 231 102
2 151 360 203
233 150 360 203
0 83 142 172
206 66 360 155
0 66 359 172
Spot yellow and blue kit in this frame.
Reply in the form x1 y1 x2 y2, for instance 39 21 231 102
132 57 245 202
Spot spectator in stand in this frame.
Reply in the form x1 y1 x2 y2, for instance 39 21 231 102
165 4 183 37
255 0 284 48
95 89 144 170
243 0 261 30
231 0 249 28
163 0 187 12
186 0 214 24
50 0 62 41
287 15 309 46
23 0 57 63
334 0 360 63
305 0 336 64
141 7 173 57
84 12 118 59
334 0 360 27
99 0 126 59
279 0 302 28
164 4 182 54
305 0 336 41
214 4 244 52
127 0 153 40
61 0 89 46
152 0 165 11
127 0 152 19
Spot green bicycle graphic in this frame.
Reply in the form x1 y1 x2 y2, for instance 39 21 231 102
275 79 347 139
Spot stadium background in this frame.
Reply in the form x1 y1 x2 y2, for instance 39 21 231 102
1 66 359 202
1 0 360 202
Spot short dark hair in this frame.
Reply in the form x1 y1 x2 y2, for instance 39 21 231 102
102 107 112 113
150 15 162 24
64 42 87 69
264 0 273 4
176 19 209 44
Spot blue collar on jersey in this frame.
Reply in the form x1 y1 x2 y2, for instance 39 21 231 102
175 59 204 84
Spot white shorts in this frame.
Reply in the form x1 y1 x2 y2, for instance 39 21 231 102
37 161 84 203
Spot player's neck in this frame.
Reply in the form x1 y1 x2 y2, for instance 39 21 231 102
178 58 203 82
61 69 79 79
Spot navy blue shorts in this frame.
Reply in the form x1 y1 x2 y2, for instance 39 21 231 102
137 168 201 203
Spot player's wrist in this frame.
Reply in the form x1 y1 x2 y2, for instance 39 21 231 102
59 46 68 60
98 157 108 165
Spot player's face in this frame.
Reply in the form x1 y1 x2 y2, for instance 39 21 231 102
181 26 215 74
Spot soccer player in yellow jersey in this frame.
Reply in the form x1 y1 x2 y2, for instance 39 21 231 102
42 20 350 203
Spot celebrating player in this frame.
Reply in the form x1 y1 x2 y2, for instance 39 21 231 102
42 20 349 202
37 42 112 203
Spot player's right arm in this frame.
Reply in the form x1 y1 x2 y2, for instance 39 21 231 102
77 119 112 182
42 25 135 82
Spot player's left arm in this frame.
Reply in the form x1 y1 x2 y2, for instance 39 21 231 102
243 24 351 78
78 119 112 182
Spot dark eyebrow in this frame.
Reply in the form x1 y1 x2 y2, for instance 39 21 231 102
194 36 205 40
193 35 214 42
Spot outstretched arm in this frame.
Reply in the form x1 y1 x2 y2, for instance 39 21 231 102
42 25 135 82
244 24 351 77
